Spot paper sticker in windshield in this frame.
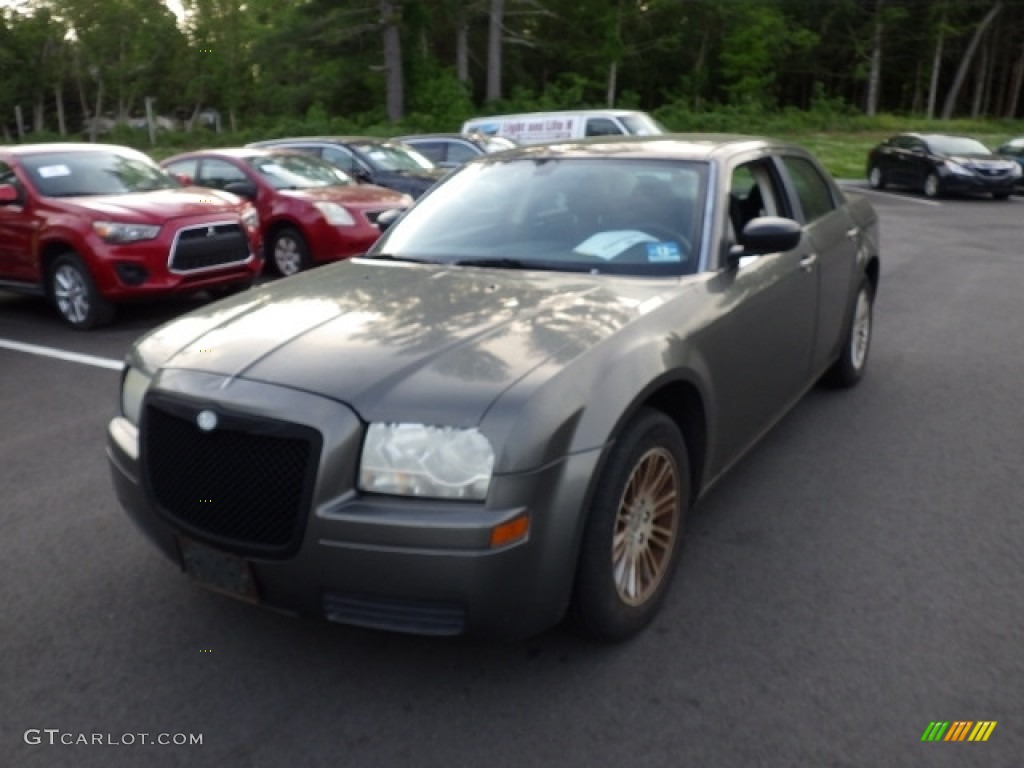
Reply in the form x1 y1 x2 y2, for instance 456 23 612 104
37 164 72 178
646 241 682 263
574 230 657 260
259 163 285 175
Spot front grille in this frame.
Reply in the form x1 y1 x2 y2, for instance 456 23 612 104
323 593 467 636
169 222 251 272
142 397 321 558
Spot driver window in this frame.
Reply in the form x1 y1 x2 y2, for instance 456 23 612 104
728 161 781 241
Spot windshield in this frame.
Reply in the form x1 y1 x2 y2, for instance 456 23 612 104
353 143 436 172
927 136 992 156
20 150 179 197
245 153 354 189
371 157 706 276
620 113 666 136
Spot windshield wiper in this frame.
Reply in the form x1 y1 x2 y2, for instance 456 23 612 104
452 258 587 272
368 253 443 264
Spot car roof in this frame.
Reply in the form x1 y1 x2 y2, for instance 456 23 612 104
0 142 147 156
467 133 797 163
247 136 397 147
394 133 469 141
162 147 307 162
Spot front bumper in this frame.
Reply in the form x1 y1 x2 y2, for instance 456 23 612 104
107 372 600 639
939 170 1018 196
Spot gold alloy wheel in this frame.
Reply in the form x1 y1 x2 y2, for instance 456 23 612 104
611 446 681 606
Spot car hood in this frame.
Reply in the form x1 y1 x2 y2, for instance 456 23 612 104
279 184 408 207
68 188 244 220
946 153 1015 168
135 259 683 426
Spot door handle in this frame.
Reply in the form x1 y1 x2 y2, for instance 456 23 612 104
845 227 859 240
799 253 818 272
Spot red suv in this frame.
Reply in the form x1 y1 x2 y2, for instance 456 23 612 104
162 148 411 277
0 143 263 329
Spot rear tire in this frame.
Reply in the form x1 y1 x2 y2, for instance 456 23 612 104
823 277 874 388
571 408 689 642
50 253 115 330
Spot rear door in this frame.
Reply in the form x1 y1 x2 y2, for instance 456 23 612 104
778 153 859 376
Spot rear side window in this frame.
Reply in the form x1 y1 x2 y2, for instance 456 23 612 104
408 142 445 163
585 118 624 137
196 159 248 190
446 142 479 164
780 156 836 223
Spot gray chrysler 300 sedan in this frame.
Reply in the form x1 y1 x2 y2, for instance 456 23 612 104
108 135 880 641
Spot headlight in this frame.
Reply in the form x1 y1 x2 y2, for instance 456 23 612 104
942 160 972 177
1008 164 1023 178
314 201 356 227
241 204 259 231
359 423 495 500
93 221 161 243
121 367 151 425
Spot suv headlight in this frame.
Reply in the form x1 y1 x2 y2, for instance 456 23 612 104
359 423 494 500
121 367 151 425
93 221 162 243
314 201 356 227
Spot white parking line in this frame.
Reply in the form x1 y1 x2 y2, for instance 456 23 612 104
848 187 942 206
0 338 124 371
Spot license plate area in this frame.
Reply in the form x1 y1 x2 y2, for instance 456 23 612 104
180 538 259 603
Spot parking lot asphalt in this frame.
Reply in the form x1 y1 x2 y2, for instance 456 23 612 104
1 188 1022 767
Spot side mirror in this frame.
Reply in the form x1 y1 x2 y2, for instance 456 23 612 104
224 180 258 200
375 208 403 233
730 216 801 264
0 183 19 204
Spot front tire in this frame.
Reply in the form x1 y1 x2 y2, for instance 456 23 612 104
571 408 689 642
868 166 886 190
823 277 874 388
269 227 310 277
50 253 115 330
923 172 943 199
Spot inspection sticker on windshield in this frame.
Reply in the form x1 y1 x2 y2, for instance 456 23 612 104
37 164 72 178
574 230 657 260
646 242 682 263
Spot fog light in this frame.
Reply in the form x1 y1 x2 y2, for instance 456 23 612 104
489 515 529 548
115 263 149 285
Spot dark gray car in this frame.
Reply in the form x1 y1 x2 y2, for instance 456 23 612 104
108 135 880 642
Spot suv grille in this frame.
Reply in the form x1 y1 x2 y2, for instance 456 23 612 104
170 222 251 272
142 397 321 558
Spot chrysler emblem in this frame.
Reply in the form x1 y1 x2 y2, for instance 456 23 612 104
196 410 218 432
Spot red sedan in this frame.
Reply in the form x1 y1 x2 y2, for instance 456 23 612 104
162 148 411 276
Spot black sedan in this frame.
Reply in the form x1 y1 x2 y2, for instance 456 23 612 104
867 133 1020 199
996 137 1024 191
108 135 879 642
246 136 447 198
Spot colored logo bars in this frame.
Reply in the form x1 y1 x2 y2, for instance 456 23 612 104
921 721 997 742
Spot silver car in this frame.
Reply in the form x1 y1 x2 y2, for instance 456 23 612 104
108 135 880 641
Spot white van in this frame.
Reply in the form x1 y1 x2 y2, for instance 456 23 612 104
461 110 664 145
